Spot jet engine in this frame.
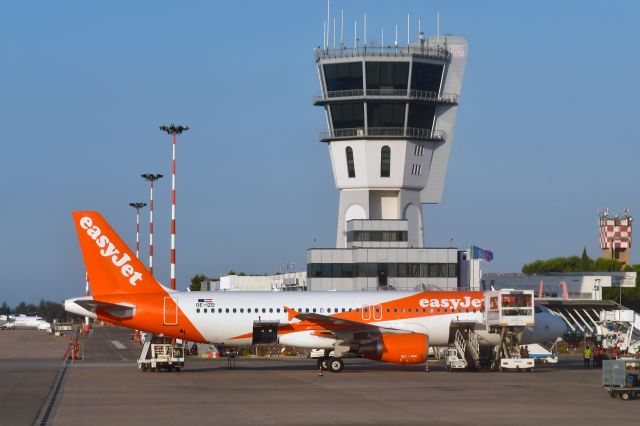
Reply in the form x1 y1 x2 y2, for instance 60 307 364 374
359 333 428 364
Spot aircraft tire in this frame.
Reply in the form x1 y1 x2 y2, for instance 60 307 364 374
317 357 330 370
328 357 344 373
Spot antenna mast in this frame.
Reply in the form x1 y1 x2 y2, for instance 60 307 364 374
340 10 344 47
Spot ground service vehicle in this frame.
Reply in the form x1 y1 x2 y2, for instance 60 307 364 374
603 359 640 400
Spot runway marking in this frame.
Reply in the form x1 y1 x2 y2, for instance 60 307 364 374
33 358 70 426
110 340 126 350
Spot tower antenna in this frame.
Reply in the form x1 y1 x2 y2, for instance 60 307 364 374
418 18 421 34
340 10 344 47
437 12 440 42
326 0 330 49
382 28 384 49
364 13 367 48
395 24 398 47
333 17 336 49
354 19 357 49
323 20 326 50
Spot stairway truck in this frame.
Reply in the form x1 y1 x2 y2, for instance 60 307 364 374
500 357 534 372
445 347 467 370
138 343 185 372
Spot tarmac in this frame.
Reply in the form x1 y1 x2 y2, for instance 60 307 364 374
1 327 639 426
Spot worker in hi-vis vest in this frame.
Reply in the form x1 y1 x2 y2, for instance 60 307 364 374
583 346 592 368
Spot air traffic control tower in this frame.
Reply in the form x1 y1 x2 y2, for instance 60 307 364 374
307 31 468 291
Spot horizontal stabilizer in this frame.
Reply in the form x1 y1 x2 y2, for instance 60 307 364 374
65 297 135 319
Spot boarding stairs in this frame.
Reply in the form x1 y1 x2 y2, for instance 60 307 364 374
596 309 640 354
449 323 481 370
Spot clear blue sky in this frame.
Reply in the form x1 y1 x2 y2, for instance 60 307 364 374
1 1 638 306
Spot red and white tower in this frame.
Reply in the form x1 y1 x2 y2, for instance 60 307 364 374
160 124 189 290
129 202 147 259
141 174 163 275
599 208 632 266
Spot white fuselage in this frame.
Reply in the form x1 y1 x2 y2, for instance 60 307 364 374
172 291 565 348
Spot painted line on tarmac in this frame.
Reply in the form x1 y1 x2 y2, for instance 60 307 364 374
33 358 71 426
110 340 126 350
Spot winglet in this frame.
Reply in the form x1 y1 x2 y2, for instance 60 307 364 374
284 306 300 321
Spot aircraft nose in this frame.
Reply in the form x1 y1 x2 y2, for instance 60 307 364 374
548 314 567 339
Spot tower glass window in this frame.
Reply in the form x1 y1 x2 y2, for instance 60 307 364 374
407 103 437 129
411 62 444 93
346 147 355 178
331 102 364 129
367 102 405 128
366 62 409 91
323 62 363 92
381 146 391 177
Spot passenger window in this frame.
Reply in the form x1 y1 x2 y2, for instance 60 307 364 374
408 308 412 313
225 308 229 313
196 308 200 313
269 308 273 313
239 308 243 313
277 308 281 313
313 308 317 313
356 308 360 313
262 308 266 313
204 308 208 313
437 308 441 313
320 308 324 313
394 308 398 313
386 308 390 313
422 308 426 313
247 308 252 313
305 308 310 313
375 307 380 313
218 308 222 313
342 308 346 312
364 308 368 313
401 308 405 313
233 308 237 313
348 308 352 312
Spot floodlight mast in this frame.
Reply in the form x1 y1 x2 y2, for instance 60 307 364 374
128 202 147 259
159 124 189 290
141 174 163 276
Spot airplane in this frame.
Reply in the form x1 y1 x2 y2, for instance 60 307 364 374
0 314 51 330
65 211 567 372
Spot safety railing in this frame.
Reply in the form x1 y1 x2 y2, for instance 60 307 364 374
315 45 449 61
319 127 446 142
312 89 458 104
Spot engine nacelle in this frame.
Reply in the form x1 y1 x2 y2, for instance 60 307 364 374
359 333 428 364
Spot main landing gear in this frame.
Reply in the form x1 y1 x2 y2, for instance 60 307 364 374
317 356 344 373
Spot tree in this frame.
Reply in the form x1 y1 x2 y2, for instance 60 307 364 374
190 274 207 292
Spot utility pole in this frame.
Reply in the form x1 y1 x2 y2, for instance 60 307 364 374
129 202 147 259
141 174 163 276
159 124 189 290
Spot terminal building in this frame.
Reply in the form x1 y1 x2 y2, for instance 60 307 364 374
306 33 468 291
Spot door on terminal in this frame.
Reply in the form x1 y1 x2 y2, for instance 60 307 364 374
377 264 388 287
163 297 178 326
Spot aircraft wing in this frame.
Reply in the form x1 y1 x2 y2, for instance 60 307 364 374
284 306 413 345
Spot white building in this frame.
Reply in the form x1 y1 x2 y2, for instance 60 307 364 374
307 35 468 291
481 272 636 301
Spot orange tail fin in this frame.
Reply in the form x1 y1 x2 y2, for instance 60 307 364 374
72 211 165 297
